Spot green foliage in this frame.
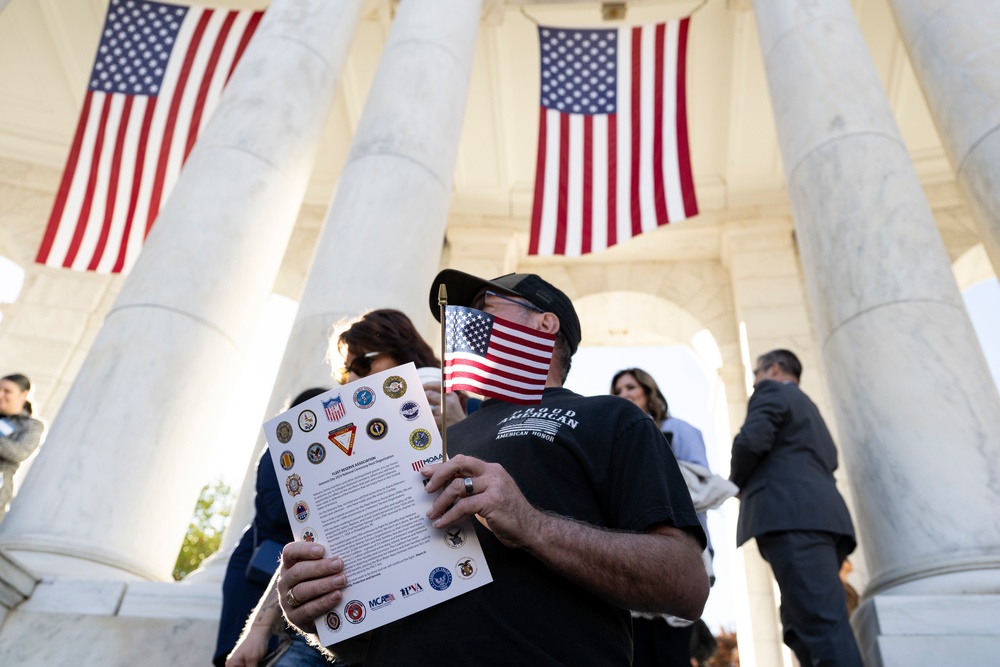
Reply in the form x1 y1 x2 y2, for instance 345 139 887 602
173 478 235 581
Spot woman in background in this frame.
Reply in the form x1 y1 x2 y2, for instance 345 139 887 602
611 367 713 667
0 373 44 521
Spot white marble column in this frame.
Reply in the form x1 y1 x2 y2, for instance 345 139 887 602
219 0 484 554
753 0 1000 657
0 0 364 580
888 0 1000 276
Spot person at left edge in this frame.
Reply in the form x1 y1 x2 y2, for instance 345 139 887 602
0 373 44 521
275 269 709 666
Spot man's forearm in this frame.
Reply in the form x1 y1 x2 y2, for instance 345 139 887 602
239 574 285 642
521 513 709 620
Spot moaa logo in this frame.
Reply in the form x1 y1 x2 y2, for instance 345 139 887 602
411 453 444 472
399 583 424 598
368 593 396 610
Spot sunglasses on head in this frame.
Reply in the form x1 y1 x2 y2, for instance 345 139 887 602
336 351 383 385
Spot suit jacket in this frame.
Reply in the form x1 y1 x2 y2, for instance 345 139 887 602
730 379 855 548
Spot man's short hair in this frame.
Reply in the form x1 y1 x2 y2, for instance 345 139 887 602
757 349 802 380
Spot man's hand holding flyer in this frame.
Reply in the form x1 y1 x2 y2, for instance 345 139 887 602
264 363 492 645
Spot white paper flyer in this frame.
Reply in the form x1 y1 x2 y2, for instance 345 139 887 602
264 362 492 645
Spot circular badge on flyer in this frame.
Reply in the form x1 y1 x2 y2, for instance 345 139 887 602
293 500 310 523
325 611 342 632
298 409 317 432
307 443 326 464
345 600 366 624
366 418 388 440
285 473 303 497
279 450 295 470
353 386 376 409
444 525 467 549
409 428 431 451
275 421 293 444
428 567 452 591
383 375 406 399
456 557 478 580
301 527 317 543
399 400 420 421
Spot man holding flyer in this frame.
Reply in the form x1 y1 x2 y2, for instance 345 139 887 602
277 270 709 665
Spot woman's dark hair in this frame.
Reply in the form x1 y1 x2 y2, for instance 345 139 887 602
610 368 668 423
338 309 439 368
2 373 33 415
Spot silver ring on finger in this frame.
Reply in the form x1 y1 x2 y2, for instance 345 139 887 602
463 476 475 497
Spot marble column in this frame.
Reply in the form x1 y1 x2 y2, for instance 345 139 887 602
888 0 1000 276
219 0 484 553
0 0 364 580
753 0 1000 662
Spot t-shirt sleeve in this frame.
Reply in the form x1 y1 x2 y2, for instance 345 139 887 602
607 413 707 550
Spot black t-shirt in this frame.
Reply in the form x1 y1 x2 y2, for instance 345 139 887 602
364 388 705 666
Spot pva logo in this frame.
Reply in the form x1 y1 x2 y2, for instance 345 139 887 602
399 583 424 597
368 593 396 610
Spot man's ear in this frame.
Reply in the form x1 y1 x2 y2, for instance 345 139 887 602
539 312 561 336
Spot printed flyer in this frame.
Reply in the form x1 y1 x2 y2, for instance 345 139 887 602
264 362 493 645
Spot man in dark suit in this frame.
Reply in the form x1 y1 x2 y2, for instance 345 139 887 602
731 349 864 666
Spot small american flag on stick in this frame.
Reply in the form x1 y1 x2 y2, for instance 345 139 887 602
444 306 556 405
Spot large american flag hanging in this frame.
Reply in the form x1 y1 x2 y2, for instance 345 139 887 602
529 19 697 256
35 0 263 274
444 305 556 405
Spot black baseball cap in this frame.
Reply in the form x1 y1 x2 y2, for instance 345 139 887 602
429 269 582 355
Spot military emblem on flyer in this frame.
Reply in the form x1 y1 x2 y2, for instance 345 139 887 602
307 442 326 464
285 473 303 497
399 400 420 421
301 527 317 542
428 566 452 591
279 450 295 470
275 421 293 444
298 409 317 432
444 525 467 549
409 428 431 451
345 600 366 624
383 375 406 399
366 418 388 440
325 611 342 632
293 500 310 523
353 386 376 409
323 395 347 422
456 557 477 580
328 423 358 456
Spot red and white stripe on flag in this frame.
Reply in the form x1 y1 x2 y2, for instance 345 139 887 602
35 0 263 274
444 305 556 405
529 19 697 256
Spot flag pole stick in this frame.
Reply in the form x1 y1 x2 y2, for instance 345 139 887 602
438 284 449 461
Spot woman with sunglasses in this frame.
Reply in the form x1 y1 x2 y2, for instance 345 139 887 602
0 373 44 522
336 308 465 431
